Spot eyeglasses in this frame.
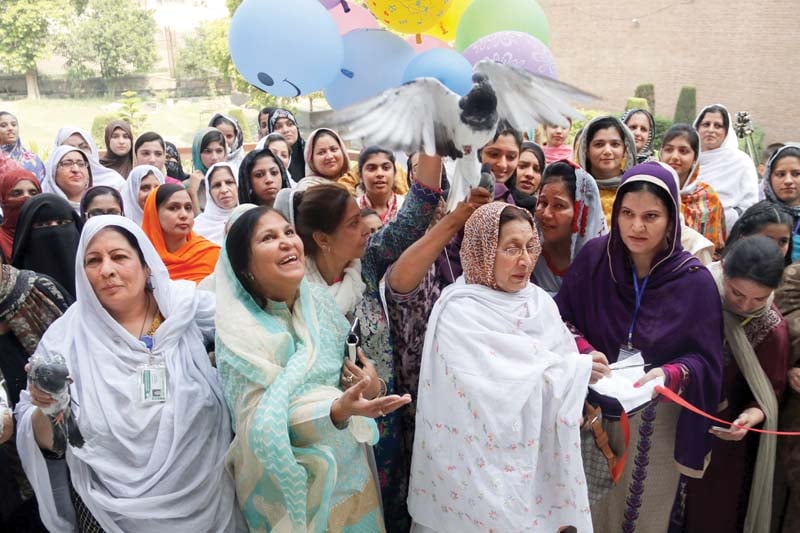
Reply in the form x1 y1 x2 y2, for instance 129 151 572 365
58 159 87 169
499 245 538 259
86 208 122 218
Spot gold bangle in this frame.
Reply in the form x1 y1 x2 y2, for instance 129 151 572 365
377 378 388 398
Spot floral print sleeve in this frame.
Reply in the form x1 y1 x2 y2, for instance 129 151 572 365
360 181 442 294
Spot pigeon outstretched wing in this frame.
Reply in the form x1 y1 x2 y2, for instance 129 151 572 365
317 78 463 158
473 60 596 131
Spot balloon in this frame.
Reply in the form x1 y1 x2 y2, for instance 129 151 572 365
424 0 470 41
462 31 557 79
454 0 549 52
330 2 380 34
367 0 452 36
402 48 473 96
319 0 340 8
405 35 451 53
229 0 344 97
324 30 416 109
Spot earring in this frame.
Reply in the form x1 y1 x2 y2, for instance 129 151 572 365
245 272 255 282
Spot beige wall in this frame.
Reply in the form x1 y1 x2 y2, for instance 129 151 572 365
540 0 798 144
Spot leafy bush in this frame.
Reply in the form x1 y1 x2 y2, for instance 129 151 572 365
674 86 697 124
91 113 123 150
227 108 253 143
652 115 673 151
625 97 649 112
635 83 655 114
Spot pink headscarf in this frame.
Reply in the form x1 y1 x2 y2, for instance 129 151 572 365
461 202 539 289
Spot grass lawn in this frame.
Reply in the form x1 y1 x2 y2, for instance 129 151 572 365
0 96 259 163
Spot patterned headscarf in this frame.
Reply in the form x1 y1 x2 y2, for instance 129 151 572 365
0 264 71 355
621 108 656 163
461 202 539 289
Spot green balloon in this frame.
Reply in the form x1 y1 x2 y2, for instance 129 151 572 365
455 0 550 52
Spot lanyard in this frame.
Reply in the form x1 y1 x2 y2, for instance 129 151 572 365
627 270 650 348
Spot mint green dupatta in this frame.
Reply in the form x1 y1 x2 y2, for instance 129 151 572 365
214 249 380 532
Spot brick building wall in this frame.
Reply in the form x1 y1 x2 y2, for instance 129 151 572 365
540 0 798 144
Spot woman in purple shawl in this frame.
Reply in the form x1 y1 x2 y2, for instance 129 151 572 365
556 161 724 531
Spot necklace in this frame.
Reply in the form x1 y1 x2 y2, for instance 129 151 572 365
137 294 153 339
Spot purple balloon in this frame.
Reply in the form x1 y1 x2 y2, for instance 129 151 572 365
462 30 558 79
320 0 350 11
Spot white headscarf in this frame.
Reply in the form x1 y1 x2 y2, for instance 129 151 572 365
194 162 239 246
52 126 126 190
694 104 759 229
15 215 242 533
42 145 93 211
120 165 165 225
408 277 593 532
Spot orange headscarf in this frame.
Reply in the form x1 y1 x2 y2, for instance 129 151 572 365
140 186 220 283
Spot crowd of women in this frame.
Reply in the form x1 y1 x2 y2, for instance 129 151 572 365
0 101 798 532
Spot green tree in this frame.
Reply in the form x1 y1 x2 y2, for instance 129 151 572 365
176 18 295 110
0 0 67 99
60 0 157 97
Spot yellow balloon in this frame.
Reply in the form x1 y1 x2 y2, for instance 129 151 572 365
423 0 470 41
367 0 452 35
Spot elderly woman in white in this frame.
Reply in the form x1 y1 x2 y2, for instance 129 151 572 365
408 202 598 532
15 215 243 532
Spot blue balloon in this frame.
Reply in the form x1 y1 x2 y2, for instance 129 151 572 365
324 30 415 110
229 0 344 97
402 48 474 96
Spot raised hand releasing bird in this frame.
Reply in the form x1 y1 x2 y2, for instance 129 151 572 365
28 352 84 453
318 60 595 211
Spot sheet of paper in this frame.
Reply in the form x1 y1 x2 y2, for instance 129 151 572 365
588 354 664 413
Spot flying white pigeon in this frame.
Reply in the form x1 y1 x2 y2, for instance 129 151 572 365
318 59 596 211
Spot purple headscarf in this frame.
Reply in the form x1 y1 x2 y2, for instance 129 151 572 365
556 161 723 474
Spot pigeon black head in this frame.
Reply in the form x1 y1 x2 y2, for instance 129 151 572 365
459 78 498 132
31 361 70 395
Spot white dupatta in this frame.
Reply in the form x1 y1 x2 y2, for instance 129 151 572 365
15 215 242 533
694 105 759 229
408 277 593 532
194 162 239 246
120 165 165 225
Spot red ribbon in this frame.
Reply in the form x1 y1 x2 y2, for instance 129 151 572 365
655 385 800 436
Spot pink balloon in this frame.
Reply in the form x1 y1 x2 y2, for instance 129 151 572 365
405 35 452 53
330 2 379 34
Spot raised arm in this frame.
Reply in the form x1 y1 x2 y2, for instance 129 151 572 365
388 188 490 294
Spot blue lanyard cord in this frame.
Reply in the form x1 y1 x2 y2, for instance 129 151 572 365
628 270 650 348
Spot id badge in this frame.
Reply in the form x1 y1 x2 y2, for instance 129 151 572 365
618 345 642 362
138 363 168 403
